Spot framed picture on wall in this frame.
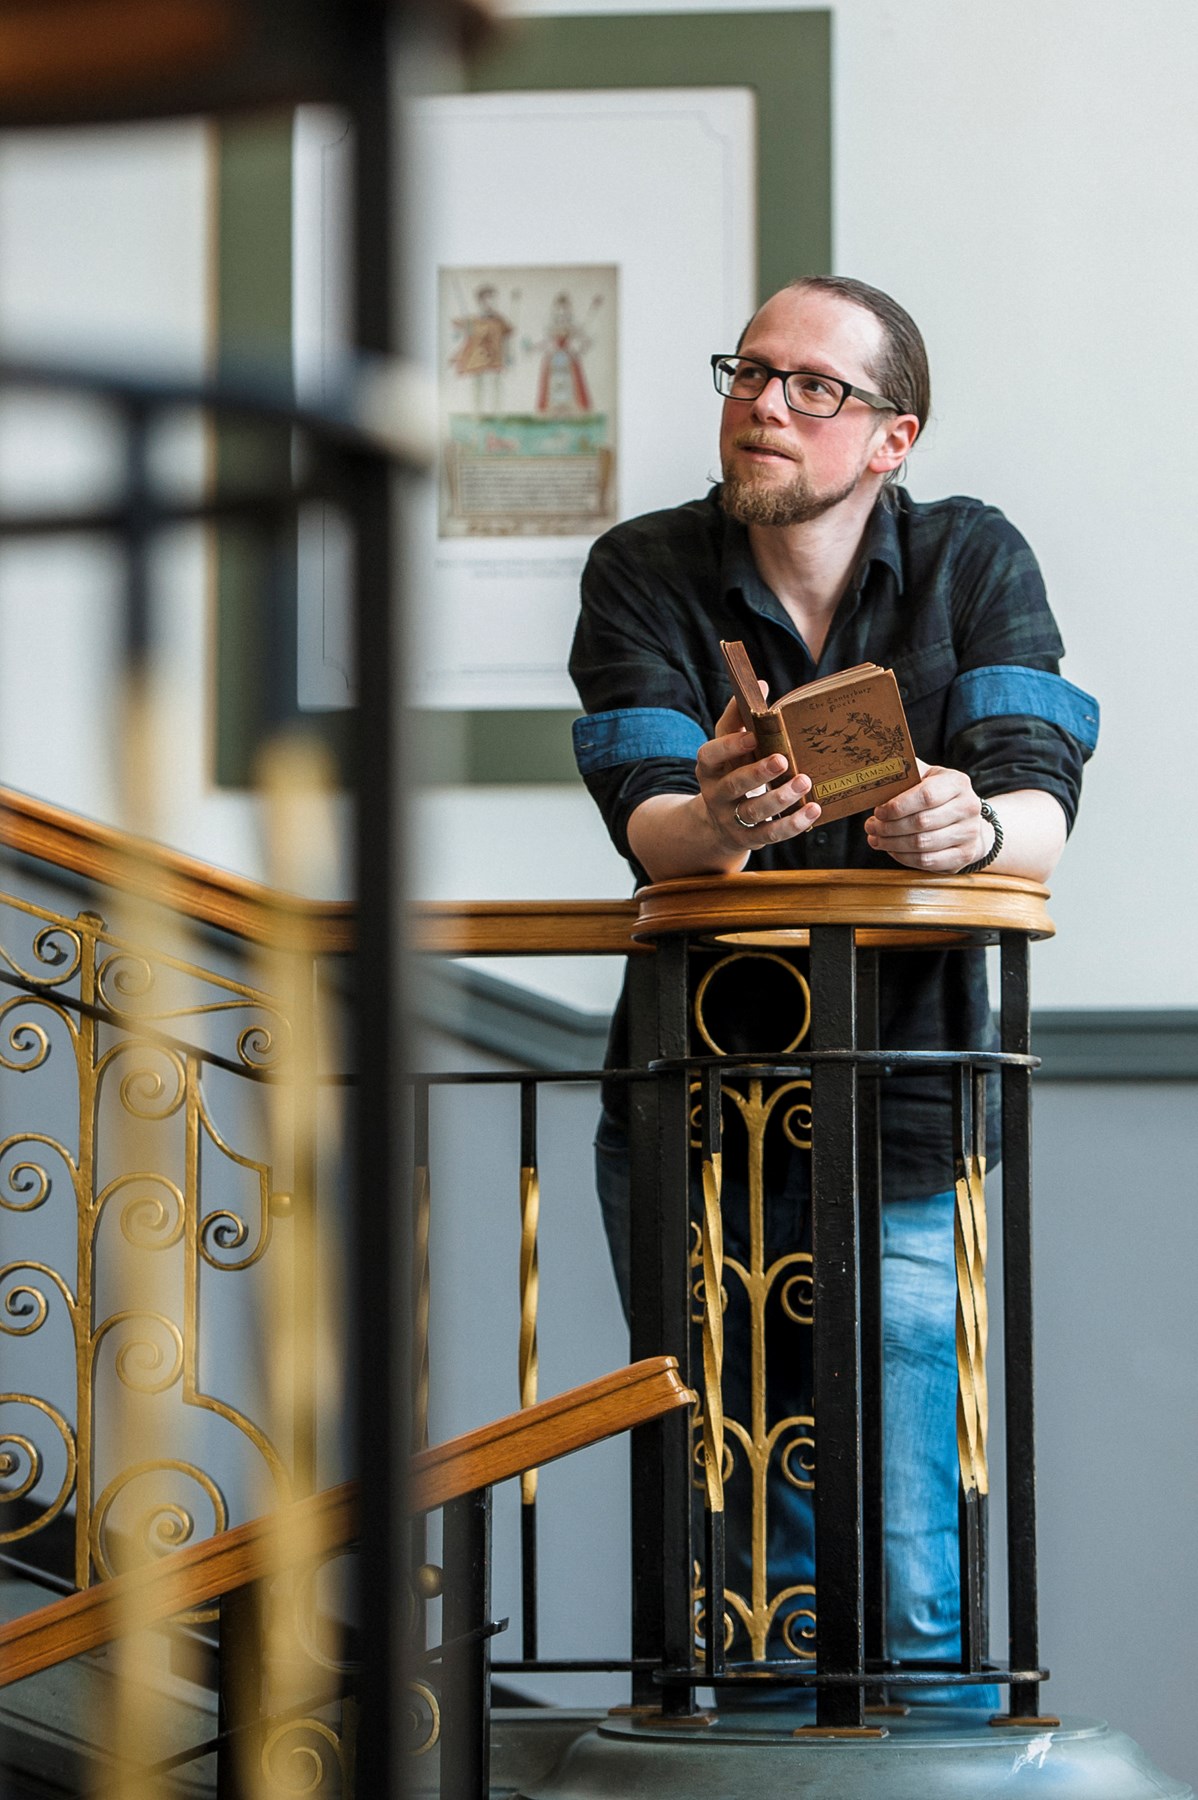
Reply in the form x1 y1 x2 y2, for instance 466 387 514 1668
214 11 831 782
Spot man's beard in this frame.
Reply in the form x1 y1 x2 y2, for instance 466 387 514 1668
720 433 859 527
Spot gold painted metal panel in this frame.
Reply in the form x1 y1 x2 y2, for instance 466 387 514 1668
0 890 313 1609
689 950 817 1665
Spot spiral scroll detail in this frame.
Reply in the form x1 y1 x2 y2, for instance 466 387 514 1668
90 1459 226 1581
0 924 81 987
260 1719 346 1795
0 999 52 1073
0 1398 77 1541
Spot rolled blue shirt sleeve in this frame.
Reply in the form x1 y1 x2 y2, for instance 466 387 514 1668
942 509 1097 830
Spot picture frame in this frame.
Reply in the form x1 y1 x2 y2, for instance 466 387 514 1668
212 12 831 786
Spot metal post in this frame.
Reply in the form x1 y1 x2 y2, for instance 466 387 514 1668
974 1066 991 1653
954 1063 987 1673
628 937 694 1713
120 398 152 671
999 931 1041 1720
348 8 405 1789
809 924 865 1728
699 1060 726 1681
440 1488 493 1800
217 1584 261 1800
518 1079 540 1662
410 1081 432 1653
627 950 662 1707
855 949 887 1692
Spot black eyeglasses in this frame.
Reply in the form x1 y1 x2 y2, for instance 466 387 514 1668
711 353 900 419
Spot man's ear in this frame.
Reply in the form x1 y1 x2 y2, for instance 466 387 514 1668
869 413 920 476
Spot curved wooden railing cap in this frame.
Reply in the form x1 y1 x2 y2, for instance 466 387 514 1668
633 868 1055 949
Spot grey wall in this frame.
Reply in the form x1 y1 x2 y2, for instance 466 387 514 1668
1032 1082 1198 1785
417 1028 631 1709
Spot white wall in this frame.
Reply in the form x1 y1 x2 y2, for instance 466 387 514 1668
419 0 1198 1013
827 0 1197 1011
1034 1083 1198 1788
0 120 346 893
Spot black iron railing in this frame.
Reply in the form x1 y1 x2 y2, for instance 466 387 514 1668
405 876 1060 1759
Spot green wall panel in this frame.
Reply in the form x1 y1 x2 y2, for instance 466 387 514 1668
466 12 832 302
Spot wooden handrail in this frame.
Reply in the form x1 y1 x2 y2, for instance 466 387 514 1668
634 867 1055 946
0 786 643 959
0 1356 692 1688
0 1480 355 1690
5 790 1054 964
0 0 237 114
0 0 497 127
410 898 642 957
408 1354 692 1513
0 785 353 953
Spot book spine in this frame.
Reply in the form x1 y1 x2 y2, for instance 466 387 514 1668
751 712 790 763
751 714 801 808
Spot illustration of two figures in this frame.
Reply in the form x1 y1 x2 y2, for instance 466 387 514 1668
449 282 601 415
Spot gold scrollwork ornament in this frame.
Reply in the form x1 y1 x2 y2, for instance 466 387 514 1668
0 920 82 989
0 1397 78 1540
693 950 813 1058
89 1458 227 1582
261 1716 348 1795
0 999 55 1073
406 1682 441 1757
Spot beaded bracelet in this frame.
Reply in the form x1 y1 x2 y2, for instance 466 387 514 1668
961 800 1003 874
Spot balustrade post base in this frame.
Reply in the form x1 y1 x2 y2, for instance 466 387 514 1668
514 1710 1193 1799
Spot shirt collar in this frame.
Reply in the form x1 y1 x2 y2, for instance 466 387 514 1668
716 486 907 619
715 497 800 636
856 491 905 595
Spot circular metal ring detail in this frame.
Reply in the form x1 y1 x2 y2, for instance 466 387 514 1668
693 951 812 1057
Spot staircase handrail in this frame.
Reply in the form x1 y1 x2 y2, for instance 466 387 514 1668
0 785 645 957
0 1355 692 1688
408 1353 691 1513
0 784 353 952
412 897 642 957
3 786 1056 964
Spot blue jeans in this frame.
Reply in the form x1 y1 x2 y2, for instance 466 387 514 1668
595 1112 998 1709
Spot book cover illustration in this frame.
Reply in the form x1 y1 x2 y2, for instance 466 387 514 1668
719 641 919 823
790 680 914 810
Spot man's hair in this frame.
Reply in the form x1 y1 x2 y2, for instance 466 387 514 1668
739 275 932 438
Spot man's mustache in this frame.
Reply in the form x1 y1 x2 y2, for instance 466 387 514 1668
731 430 799 460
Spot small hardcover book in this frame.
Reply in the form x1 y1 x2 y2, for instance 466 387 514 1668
720 639 920 824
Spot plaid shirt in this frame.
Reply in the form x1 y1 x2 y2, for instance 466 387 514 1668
570 486 1098 1197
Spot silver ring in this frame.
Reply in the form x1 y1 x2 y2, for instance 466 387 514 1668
733 802 759 829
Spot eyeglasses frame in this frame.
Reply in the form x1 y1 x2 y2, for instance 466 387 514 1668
710 353 902 419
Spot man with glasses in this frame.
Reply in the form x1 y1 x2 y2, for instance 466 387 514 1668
570 277 1097 1703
